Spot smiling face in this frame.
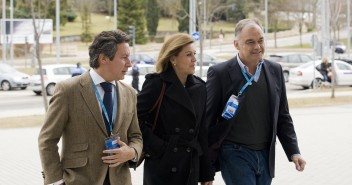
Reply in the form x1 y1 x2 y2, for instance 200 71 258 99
98 42 132 81
234 24 265 66
171 43 197 77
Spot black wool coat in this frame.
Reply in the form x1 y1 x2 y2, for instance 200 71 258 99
137 67 213 185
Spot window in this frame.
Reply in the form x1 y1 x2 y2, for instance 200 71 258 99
53 67 71 75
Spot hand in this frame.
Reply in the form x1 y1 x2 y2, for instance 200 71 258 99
201 181 213 185
292 154 306 172
102 138 135 167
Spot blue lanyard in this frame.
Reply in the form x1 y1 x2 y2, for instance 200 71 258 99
92 80 118 134
238 63 263 96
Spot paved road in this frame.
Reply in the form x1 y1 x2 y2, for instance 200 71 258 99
0 83 310 118
1 104 352 185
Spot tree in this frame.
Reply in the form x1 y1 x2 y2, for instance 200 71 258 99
330 0 344 98
118 0 147 44
177 0 189 33
268 0 289 48
80 2 93 43
146 0 160 37
14 0 75 27
29 0 50 111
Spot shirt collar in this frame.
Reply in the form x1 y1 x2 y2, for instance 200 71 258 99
236 53 264 76
89 69 116 86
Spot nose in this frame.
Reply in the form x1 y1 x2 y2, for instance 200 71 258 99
126 58 133 67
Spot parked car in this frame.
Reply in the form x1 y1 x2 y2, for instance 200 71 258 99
336 57 352 65
194 65 210 81
129 53 156 64
28 64 85 96
267 53 314 82
0 63 29 91
120 64 156 91
331 41 346 54
196 53 225 66
289 59 352 89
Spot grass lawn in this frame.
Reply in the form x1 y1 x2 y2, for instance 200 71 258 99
55 13 236 36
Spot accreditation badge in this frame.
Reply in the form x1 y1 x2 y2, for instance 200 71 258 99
221 94 239 120
105 135 120 155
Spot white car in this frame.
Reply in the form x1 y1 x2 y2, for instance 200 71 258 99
289 60 352 89
195 65 210 81
121 64 156 91
0 63 30 91
28 64 85 96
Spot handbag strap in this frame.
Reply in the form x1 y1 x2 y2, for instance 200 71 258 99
149 81 166 131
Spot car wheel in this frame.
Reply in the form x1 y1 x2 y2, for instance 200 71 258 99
46 83 56 96
33 91 42 95
311 78 323 89
20 87 27 90
283 71 289 82
1 80 11 91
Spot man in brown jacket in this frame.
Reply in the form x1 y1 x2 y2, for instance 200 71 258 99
38 30 142 185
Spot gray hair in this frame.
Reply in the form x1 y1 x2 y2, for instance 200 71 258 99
234 18 263 41
88 30 130 68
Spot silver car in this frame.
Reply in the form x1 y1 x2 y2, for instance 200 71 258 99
0 63 30 91
28 64 83 96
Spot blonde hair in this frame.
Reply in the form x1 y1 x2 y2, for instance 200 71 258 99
156 33 195 73
322 56 329 63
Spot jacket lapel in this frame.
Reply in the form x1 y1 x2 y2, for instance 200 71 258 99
227 57 246 96
112 81 125 133
161 68 196 118
262 60 278 117
80 72 109 136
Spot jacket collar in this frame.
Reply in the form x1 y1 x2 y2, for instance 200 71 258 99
160 67 202 119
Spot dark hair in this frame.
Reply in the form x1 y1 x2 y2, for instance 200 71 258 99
88 30 130 68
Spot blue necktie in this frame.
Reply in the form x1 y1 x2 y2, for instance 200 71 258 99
101 82 113 135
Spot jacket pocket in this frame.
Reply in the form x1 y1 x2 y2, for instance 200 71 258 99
72 143 88 152
63 157 88 169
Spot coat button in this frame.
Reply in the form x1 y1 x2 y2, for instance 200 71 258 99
171 167 177 172
145 153 150 157
189 129 194 134
173 147 178 152
175 128 180 133
186 147 191 152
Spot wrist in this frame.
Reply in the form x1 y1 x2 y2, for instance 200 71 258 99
129 147 138 162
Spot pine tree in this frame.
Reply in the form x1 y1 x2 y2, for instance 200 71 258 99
146 0 160 37
118 0 147 44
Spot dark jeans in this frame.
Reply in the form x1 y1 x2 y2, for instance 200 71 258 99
321 71 328 82
219 143 272 185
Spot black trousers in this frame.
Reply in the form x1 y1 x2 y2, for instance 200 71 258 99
103 170 110 185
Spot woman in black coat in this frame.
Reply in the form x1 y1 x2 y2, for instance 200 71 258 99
137 33 214 185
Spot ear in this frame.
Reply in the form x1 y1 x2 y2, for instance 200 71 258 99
170 56 176 63
98 54 109 65
234 40 240 50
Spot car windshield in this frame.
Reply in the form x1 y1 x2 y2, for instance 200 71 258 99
0 64 16 73
268 56 282 62
34 69 47 75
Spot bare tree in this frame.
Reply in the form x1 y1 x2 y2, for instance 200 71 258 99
268 0 288 48
330 0 343 98
30 0 51 111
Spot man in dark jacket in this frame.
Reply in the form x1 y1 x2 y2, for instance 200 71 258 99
206 18 306 185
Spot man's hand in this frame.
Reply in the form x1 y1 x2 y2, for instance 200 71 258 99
102 139 135 167
292 154 306 172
